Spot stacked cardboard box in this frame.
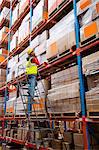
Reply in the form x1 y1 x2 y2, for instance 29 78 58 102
82 51 99 75
10 31 18 52
34 30 48 64
73 133 99 149
0 97 4 116
48 0 67 16
18 13 30 45
0 69 6 87
47 65 81 114
79 0 99 44
0 7 10 23
6 97 16 114
12 3 19 25
0 48 8 62
32 0 48 31
46 10 76 59
19 0 29 16
82 51 99 115
0 26 9 43
6 89 27 115
32 79 50 115
7 56 18 82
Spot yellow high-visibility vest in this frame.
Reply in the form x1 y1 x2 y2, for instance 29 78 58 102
26 57 38 75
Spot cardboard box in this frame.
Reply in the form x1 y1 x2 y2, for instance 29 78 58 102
51 139 62 150
19 0 29 16
63 132 73 144
0 7 10 22
62 142 72 150
12 3 19 25
80 19 99 42
79 0 96 11
32 0 48 30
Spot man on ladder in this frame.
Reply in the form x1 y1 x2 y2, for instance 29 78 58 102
26 48 40 113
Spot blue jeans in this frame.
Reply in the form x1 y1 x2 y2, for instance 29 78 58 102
28 75 36 99
28 75 36 114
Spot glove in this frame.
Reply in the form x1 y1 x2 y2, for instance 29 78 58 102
26 57 29 61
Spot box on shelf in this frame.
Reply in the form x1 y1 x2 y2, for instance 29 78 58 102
79 1 99 27
48 0 67 16
80 19 99 44
0 48 8 55
82 51 99 75
7 55 18 82
0 26 9 43
6 97 15 114
12 3 19 25
10 31 18 52
0 7 10 23
0 101 4 116
19 0 29 16
86 87 99 112
32 0 48 31
46 10 76 59
18 18 30 44
32 79 50 115
0 69 6 87
47 65 80 114
51 65 78 88
79 0 97 12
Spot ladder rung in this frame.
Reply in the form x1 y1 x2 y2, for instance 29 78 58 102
23 102 40 104
20 87 28 90
31 128 54 132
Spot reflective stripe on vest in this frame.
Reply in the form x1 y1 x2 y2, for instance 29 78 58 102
26 57 38 75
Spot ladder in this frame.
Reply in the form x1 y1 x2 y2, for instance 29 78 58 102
14 64 54 148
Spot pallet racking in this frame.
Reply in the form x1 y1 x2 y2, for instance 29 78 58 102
0 0 99 149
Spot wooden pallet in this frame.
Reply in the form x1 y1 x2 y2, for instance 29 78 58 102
31 113 47 119
49 0 69 18
80 33 99 47
87 111 99 119
49 112 78 119
47 49 71 64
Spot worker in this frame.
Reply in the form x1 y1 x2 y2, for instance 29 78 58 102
26 48 39 102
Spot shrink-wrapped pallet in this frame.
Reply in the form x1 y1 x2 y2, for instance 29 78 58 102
48 0 67 16
32 79 50 114
79 2 99 27
34 31 48 64
80 19 99 44
32 0 48 31
12 3 19 25
82 51 99 75
51 65 78 88
0 26 9 43
0 69 6 87
0 48 8 62
6 97 16 114
19 0 29 16
7 55 18 82
46 10 76 59
0 7 10 22
18 19 30 44
48 81 80 101
47 65 81 113
10 31 18 52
